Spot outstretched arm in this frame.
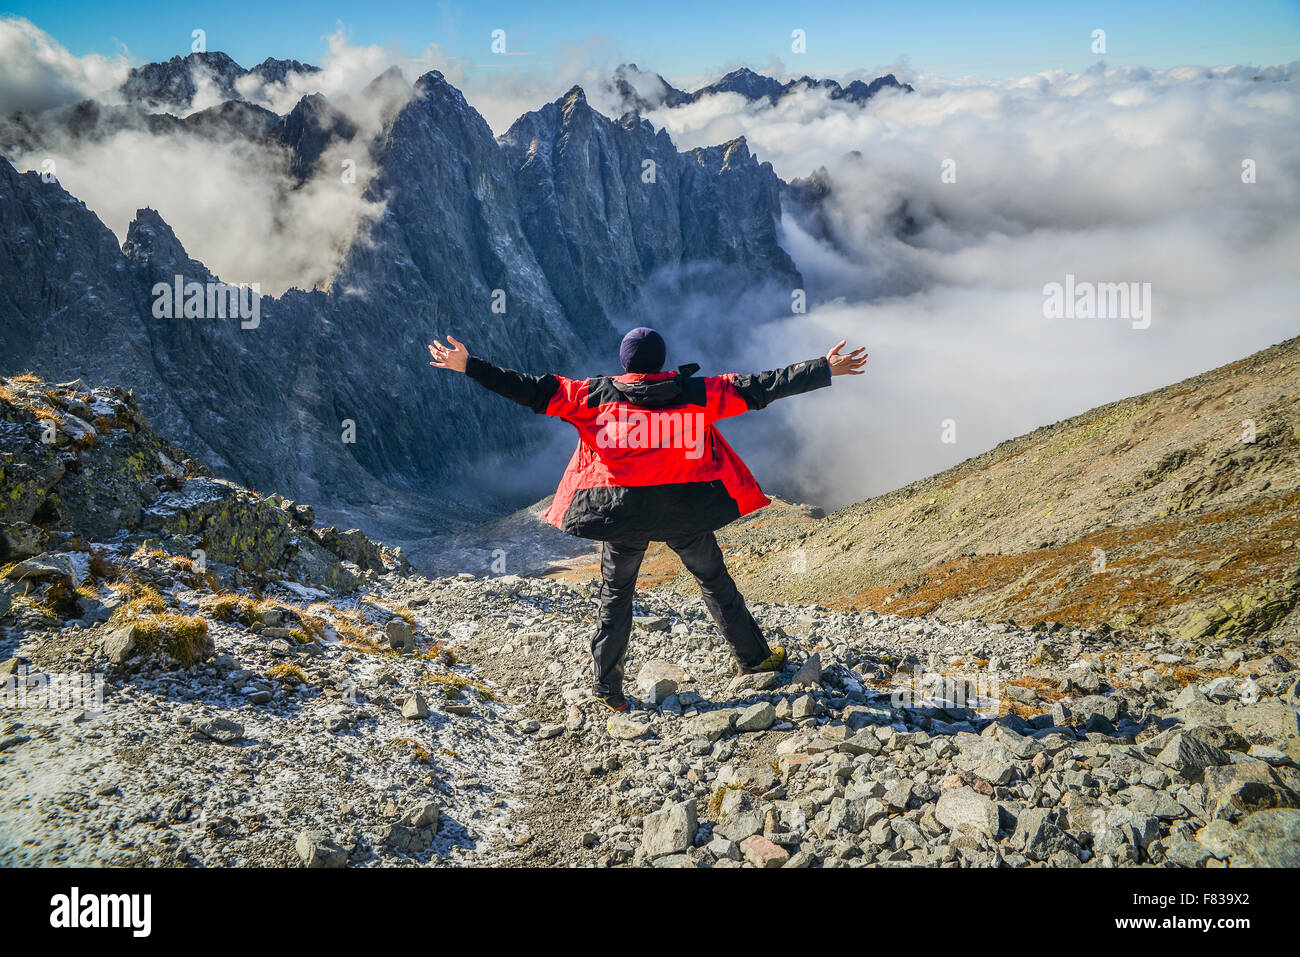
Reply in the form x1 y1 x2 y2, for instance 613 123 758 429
428 335 560 414
725 340 867 411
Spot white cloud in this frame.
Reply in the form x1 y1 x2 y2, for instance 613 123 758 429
0 16 131 115
640 62 1300 507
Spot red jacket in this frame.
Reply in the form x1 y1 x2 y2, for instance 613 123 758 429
465 355 832 542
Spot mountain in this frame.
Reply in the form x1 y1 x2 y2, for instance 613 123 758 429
0 57 797 533
120 52 321 111
606 63 913 114
498 86 798 341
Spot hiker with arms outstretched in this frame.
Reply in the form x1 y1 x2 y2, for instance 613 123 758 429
428 328 867 711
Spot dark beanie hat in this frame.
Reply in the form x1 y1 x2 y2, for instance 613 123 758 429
619 327 666 373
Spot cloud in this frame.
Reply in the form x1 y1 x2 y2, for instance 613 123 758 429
4 25 425 295
0 16 131 116
632 62 1300 507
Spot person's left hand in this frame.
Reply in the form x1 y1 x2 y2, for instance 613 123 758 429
428 335 470 373
827 340 868 376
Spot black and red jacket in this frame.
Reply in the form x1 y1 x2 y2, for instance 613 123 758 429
464 354 832 542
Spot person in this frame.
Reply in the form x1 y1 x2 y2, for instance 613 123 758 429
428 327 868 711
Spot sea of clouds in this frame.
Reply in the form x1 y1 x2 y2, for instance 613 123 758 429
3 15 1297 509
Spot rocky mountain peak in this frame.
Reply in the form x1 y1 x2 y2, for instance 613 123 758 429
121 207 210 280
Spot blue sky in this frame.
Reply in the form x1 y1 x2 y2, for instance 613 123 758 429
6 0 1300 82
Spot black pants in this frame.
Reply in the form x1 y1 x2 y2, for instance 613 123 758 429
591 531 772 695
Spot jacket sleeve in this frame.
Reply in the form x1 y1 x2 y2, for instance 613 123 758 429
723 356 832 412
464 355 562 414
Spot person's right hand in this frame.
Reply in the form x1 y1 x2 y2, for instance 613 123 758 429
827 340 868 376
428 335 470 374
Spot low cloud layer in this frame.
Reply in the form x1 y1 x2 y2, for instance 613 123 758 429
2 21 426 294
636 63 1300 507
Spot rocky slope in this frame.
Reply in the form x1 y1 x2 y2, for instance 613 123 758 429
0 54 796 526
3 372 1298 868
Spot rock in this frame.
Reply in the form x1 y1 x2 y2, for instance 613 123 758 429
606 713 650 740
790 652 822 687
707 837 741 860
193 715 244 744
729 672 777 693
0 522 49 561
1202 761 1299 822
1164 840 1215 867
1066 662 1103 693
325 708 357 731
636 659 687 692
826 796 887 834
739 834 790 868
640 679 678 706
312 526 388 574
295 831 348 868
3 553 77 588
1196 809 1300 867
385 619 415 653
1226 700 1300 761
1156 732 1231 779
633 616 670 632
935 786 1000 838
401 691 429 720
101 624 138 665
398 800 440 829
1013 807 1076 862
685 710 735 741
735 702 776 733
783 849 815 868
642 799 698 858
1004 684 1038 705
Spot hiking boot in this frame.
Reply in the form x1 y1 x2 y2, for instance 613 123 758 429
738 645 786 676
592 691 630 712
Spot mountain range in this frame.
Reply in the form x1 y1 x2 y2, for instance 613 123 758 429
0 53 860 534
605 63 912 115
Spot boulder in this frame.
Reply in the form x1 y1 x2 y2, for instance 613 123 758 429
295 831 348 868
739 834 789 868
935 786 1000 838
3 553 77 588
642 800 698 858
385 618 415 653
735 701 776 733
0 522 49 561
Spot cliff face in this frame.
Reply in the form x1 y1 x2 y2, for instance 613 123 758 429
498 87 800 343
0 61 795 524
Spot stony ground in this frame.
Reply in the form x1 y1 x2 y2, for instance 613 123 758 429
4 559 1300 867
399 573 1300 867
